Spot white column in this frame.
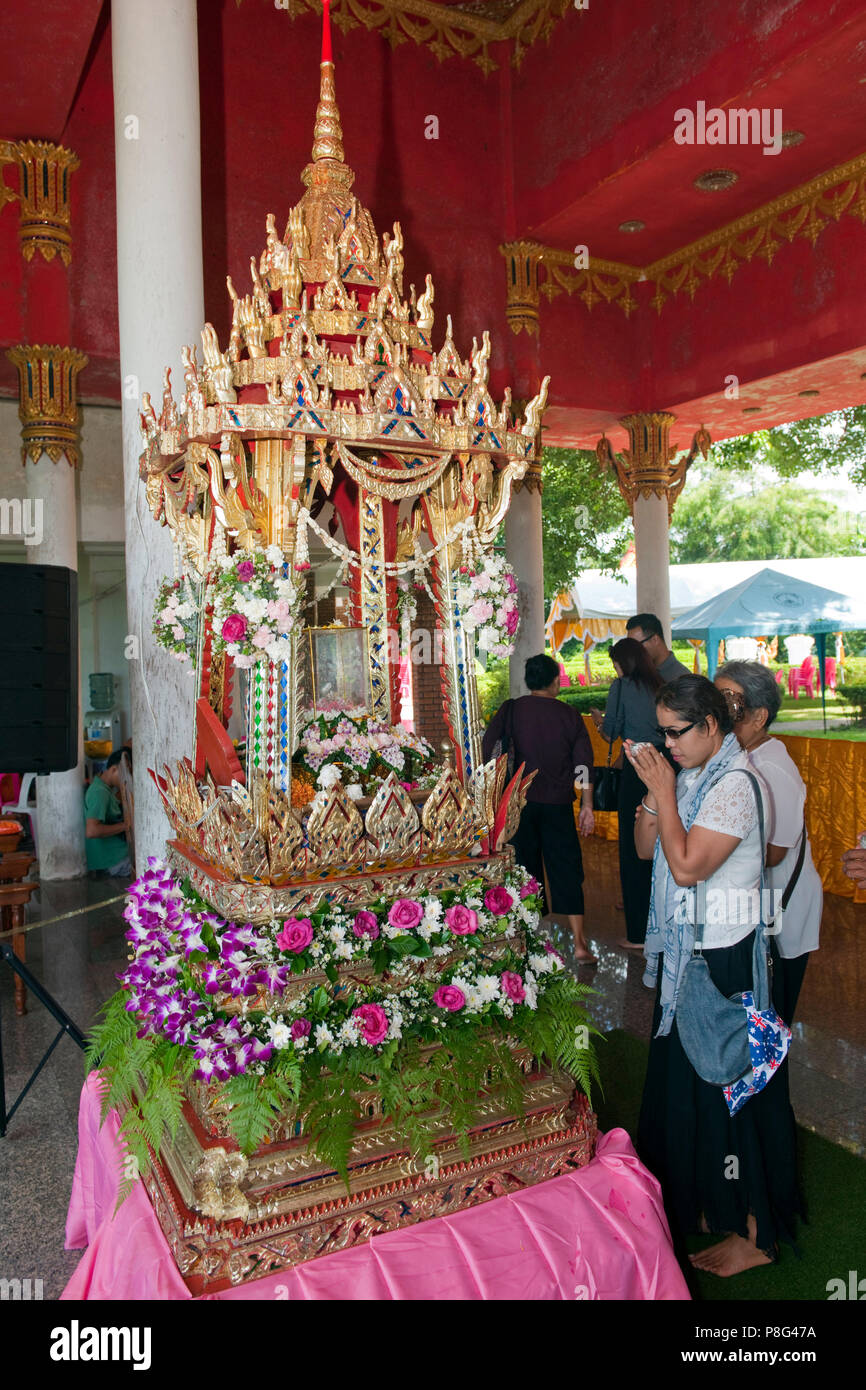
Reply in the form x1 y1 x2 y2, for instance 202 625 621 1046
25 458 87 878
112 0 205 863
505 482 545 697
633 492 672 643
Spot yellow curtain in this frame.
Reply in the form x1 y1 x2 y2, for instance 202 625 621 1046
687 639 703 674
776 734 866 903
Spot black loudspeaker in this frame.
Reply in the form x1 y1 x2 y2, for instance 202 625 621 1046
0 563 79 773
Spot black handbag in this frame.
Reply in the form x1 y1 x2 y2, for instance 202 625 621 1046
593 683 621 812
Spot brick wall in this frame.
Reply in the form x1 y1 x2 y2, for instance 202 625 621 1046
411 588 449 749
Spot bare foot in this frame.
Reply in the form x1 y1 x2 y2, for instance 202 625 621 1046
689 1233 774 1276
616 938 644 952
571 939 598 964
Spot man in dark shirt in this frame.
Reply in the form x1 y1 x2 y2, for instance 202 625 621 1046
482 653 596 963
626 613 690 684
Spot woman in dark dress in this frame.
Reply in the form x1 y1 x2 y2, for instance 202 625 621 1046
482 653 596 962
591 637 663 951
629 677 800 1277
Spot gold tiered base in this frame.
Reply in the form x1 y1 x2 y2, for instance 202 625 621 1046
139 1066 597 1296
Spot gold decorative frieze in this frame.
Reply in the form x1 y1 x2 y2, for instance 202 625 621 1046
539 250 641 319
11 140 79 265
596 412 711 519
522 152 866 320
5 344 88 468
245 0 574 75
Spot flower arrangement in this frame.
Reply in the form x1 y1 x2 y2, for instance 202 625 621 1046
296 707 438 798
153 577 201 665
88 861 600 1183
211 546 303 669
455 554 519 658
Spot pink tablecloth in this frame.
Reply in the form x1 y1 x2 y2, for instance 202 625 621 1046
63 1072 689 1301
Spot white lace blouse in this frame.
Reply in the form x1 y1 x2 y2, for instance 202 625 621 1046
684 764 770 950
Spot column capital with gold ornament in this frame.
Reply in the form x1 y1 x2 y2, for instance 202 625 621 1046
501 240 545 336
595 411 711 520
0 140 80 265
6 345 88 469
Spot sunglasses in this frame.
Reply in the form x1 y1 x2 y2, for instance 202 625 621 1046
655 720 698 741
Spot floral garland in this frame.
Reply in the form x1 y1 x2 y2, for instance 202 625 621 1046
116 860 563 1083
211 546 303 669
296 707 438 799
455 553 519 659
153 577 201 666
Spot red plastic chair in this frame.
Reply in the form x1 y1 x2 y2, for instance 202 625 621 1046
788 658 815 699
823 656 837 691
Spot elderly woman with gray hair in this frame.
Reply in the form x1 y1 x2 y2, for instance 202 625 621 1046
715 660 822 1023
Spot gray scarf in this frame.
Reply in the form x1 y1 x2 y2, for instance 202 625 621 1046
643 732 747 1036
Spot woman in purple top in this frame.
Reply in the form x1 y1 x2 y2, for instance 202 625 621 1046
482 653 597 963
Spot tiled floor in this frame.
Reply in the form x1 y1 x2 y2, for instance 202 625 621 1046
0 841 864 1299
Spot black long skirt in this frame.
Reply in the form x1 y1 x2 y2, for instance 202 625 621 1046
636 931 802 1255
618 757 653 943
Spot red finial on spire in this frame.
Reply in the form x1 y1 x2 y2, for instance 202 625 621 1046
321 0 333 63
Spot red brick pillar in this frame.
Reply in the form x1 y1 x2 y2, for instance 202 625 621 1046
411 588 448 748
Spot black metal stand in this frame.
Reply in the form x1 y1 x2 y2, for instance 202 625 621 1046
0 940 86 1137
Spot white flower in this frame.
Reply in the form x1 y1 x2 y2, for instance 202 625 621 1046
346 783 364 800
268 1020 292 1049
217 553 235 571
456 586 473 608
334 941 353 960
314 1022 334 1048
265 544 284 567
317 765 342 790
523 974 538 1010
422 897 443 925
338 1018 362 1045
477 625 498 652
474 974 501 1003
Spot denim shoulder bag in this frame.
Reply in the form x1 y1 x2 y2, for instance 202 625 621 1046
676 769 779 1088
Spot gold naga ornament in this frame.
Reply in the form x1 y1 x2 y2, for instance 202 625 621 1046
139 0 549 914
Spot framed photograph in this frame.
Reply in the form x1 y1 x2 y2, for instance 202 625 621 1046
308 626 371 714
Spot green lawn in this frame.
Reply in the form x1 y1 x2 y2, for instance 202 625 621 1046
596 1029 866 1302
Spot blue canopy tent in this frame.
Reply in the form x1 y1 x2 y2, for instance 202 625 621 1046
671 567 866 730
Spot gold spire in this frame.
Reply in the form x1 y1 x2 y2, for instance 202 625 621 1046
311 61 344 164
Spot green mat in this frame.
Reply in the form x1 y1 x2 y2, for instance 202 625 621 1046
596 1029 866 1301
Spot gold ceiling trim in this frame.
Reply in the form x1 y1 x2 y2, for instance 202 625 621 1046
243 0 572 73
529 151 866 319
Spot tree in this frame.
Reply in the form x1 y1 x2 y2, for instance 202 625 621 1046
712 406 866 485
540 446 630 600
669 474 865 563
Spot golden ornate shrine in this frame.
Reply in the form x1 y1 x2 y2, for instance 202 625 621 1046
140 2 550 907
128 5 594 1293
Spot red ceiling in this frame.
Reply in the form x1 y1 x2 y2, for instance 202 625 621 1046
1 0 865 450
0 0 104 141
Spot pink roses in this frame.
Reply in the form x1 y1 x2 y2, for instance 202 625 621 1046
276 917 313 953
444 904 478 936
433 985 466 1012
387 898 423 932
484 886 514 917
352 910 380 940
520 876 540 900
290 1018 311 1041
500 971 525 1003
221 614 248 643
505 608 519 636
235 559 255 581
353 1003 389 1045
